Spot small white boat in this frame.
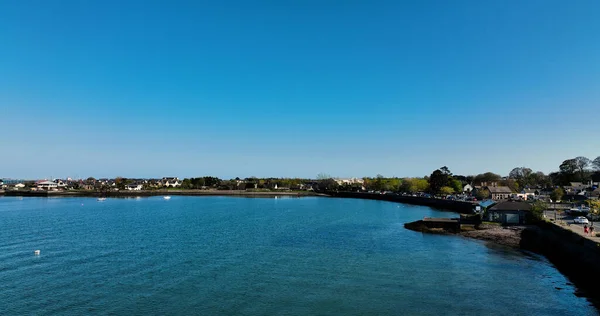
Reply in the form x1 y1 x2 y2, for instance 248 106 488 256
97 198 106 202
163 196 171 200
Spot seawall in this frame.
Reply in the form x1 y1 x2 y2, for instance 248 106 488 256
328 191 476 213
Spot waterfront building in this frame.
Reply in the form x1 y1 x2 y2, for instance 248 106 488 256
486 201 532 225
36 180 58 190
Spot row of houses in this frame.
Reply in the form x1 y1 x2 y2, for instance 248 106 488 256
463 181 600 201
1 177 183 191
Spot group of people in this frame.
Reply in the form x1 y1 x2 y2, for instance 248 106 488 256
583 223 595 235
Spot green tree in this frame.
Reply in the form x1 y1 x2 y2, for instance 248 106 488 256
387 178 402 192
593 156 600 171
475 188 490 200
372 174 385 191
503 179 519 193
472 172 502 185
586 200 600 214
181 178 193 189
192 177 206 188
509 167 533 188
559 158 578 184
440 166 452 176
318 178 338 191
115 177 127 190
440 186 454 195
574 156 591 181
530 201 548 222
203 176 221 187
401 178 429 193
429 169 449 194
549 188 564 203
529 171 551 188
449 178 463 193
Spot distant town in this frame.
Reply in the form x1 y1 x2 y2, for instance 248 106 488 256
2 156 599 204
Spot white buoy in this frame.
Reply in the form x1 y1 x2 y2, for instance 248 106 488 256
34 250 40 255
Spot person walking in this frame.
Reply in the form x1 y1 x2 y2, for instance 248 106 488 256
584 224 589 235
590 226 595 236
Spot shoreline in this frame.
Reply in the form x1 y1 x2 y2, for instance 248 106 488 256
1 190 324 198
459 224 531 248
403 220 528 249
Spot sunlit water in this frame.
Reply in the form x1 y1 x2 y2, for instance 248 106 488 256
0 196 596 315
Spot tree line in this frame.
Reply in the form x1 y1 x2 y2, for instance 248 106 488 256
325 155 600 198
76 155 600 194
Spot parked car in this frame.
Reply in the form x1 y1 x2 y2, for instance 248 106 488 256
574 216 589 224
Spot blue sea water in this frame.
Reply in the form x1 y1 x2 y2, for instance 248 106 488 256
0 196 596 315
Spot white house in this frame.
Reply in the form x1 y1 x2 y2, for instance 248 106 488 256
463 184 473 193
53 179 67 188
37 181 58 190
162 177 181 188
127 184 143 191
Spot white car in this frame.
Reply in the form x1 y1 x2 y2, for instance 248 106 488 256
574 216 589 224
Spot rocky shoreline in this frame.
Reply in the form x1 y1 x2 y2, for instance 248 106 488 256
404 220 538 249
459 225 536 248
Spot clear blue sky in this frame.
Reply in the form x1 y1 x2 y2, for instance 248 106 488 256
1 0 599 180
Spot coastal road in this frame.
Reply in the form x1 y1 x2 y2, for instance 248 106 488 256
544 210 600 241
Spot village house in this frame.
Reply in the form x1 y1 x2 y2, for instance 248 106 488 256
80 183 94 190
485 201 532 225
463 184 473 193
563 182 594 195
36 180 58 190
476 182 513 200
145 179 162 188
487 186 512 200
127 184 143 191
53 179 68 189
162 177 181 188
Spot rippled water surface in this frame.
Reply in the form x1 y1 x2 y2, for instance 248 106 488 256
0 196 596 315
